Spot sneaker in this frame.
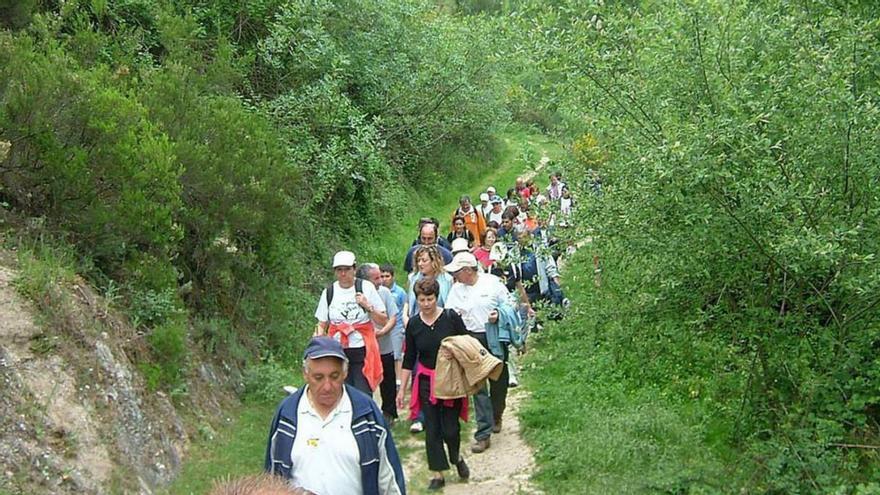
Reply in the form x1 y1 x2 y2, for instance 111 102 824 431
409 420 424 434
427 478 445 490
455 458 470 480
471 437 491 453
509 376 519 388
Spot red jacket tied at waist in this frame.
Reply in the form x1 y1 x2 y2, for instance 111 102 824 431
328 321 383 391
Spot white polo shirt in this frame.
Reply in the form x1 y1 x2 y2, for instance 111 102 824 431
445 272 511 333
290 387 362 495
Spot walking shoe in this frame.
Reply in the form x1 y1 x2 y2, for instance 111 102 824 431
492 417 503 433
427 477 445 490
409 420 424 434
471 437 491 453
455 458 470 480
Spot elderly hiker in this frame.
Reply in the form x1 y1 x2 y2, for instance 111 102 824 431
452 196 486 247
358 263 400 424
479 192 492 218
404 221 453 273
265 336 406 495
314 251 387 395
486 195 504 226
443 252 517 453
396 278 470 491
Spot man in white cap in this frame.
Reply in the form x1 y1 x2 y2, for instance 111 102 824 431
443 252 513 453
486 195 504 226
265 336 406 494
479 193 492 218
315 251 388 395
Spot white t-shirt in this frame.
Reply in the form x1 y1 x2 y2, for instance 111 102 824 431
291 388 361 495
315 280 384 348
487 209 503 226
444 273 511 333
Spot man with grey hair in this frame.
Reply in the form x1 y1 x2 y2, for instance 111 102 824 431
265 336 406 494
357 263 400 423
453 195 487 247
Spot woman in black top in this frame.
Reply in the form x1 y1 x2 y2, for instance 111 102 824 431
446 215 474 247
396 277 469 491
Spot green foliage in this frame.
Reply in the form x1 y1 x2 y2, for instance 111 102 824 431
13 236 79 303
0 34 183 269
242 359 298 404
142 320 188 391
507 0 880 491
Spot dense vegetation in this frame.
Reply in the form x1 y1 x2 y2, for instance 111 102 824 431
509 0 880 492
0 0 513 387
2 0 879 493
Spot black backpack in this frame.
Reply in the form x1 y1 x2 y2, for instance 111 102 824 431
325 278 364 307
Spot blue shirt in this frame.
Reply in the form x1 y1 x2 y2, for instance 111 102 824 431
389 283 406 333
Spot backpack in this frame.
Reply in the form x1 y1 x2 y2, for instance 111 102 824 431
326 278 364 307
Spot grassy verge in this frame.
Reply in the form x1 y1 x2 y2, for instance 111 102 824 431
162 400 277 495
519 247 744 494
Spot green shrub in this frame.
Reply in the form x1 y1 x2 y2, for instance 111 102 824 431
242 359 298 404
517 0 880 490
144 320 188 391
13 237 79 303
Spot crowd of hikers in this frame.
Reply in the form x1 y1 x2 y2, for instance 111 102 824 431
257 171 577 494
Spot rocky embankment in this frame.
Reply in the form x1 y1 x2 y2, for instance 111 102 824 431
0 253 235 494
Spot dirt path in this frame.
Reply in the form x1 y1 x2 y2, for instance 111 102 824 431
400 386 541 494
399 152 554 494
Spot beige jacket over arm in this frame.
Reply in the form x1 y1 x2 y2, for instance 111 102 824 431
434 335 504 399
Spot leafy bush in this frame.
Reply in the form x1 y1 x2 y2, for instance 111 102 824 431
513 0 880 490
143 320 188 391
242 359 298 404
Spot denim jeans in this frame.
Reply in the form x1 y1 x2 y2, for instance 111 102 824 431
468 332 509 441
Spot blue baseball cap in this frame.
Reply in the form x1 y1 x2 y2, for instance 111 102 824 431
303 336 348 362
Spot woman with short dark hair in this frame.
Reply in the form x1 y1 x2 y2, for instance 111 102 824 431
446 215 475 247
396 277 470 491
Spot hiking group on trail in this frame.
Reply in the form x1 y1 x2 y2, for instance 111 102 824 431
260 171 578 494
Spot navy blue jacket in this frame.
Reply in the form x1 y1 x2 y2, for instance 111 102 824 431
264 386 406 494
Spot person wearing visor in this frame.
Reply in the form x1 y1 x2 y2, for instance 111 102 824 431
265 336 406 495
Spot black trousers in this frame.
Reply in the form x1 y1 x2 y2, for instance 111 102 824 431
419 374 462 471
343 347 371 394
379 352 397 418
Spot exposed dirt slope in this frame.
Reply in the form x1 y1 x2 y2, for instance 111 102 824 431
0 253 235 494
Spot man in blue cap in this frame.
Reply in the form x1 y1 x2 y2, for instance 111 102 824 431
265 336 406 495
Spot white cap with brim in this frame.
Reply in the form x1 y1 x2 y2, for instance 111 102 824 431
444 252 478 272
479 193 490 202
487 186 496 194
332 250 356 268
